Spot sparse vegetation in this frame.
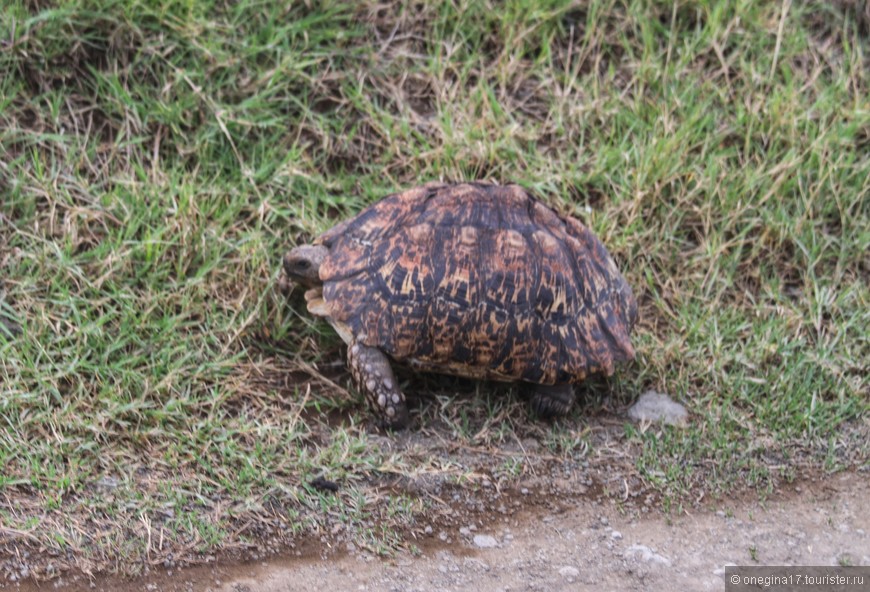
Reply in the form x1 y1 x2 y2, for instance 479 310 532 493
0 0 867 580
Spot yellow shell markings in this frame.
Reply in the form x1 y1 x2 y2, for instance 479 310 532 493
434 225 479 306
531 230 576 319
377 229 431 301
308 182 636 386
406 358 516 382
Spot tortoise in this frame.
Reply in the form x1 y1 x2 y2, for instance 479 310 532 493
283 182 636 428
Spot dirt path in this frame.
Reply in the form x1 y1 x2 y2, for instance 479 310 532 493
12 471 867 592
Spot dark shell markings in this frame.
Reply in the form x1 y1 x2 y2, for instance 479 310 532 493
284 182 637 428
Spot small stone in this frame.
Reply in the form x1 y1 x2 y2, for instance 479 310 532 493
473 534 498 548
439 531 448 541
627 390 689 426
424 526 433 535
624 544 671 566
600 516 609 526
521 488 530 495
558 566 580 579
459 527 471 537
611 530 623 540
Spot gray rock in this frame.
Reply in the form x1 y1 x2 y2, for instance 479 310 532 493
624 544 671 566
627 391 688 426
473 534 499 548
558 566 580 579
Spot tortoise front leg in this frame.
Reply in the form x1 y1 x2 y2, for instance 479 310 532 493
348 342 409 429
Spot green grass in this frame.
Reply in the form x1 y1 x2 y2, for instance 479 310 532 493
1 0 868 579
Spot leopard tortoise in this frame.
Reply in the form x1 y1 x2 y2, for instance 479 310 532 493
283 182 637 428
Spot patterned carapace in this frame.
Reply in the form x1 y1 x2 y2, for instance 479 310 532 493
314 182 637 386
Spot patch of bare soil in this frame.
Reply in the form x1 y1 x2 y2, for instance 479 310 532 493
5 471 867 592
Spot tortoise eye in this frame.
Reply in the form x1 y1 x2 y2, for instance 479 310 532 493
295 260 310 269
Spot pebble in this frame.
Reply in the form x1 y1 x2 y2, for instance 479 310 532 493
473 534 499 548
624 544 671 566
627 390 689 426
611 530 623 540
558 566 580 579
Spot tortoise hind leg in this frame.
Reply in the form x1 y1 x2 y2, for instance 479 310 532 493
348 342 409 429
530 384 575 418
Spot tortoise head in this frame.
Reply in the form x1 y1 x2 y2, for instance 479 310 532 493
283 244 329 288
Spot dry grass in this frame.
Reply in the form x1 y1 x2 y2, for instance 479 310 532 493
0 0 868 581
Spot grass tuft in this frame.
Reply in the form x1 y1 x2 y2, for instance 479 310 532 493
1 0 867 579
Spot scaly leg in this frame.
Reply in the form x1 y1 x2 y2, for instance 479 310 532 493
348 342 409 429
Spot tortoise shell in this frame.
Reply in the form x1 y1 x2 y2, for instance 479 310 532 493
314 182 636 385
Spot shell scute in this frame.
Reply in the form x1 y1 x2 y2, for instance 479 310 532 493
316 183 636 384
